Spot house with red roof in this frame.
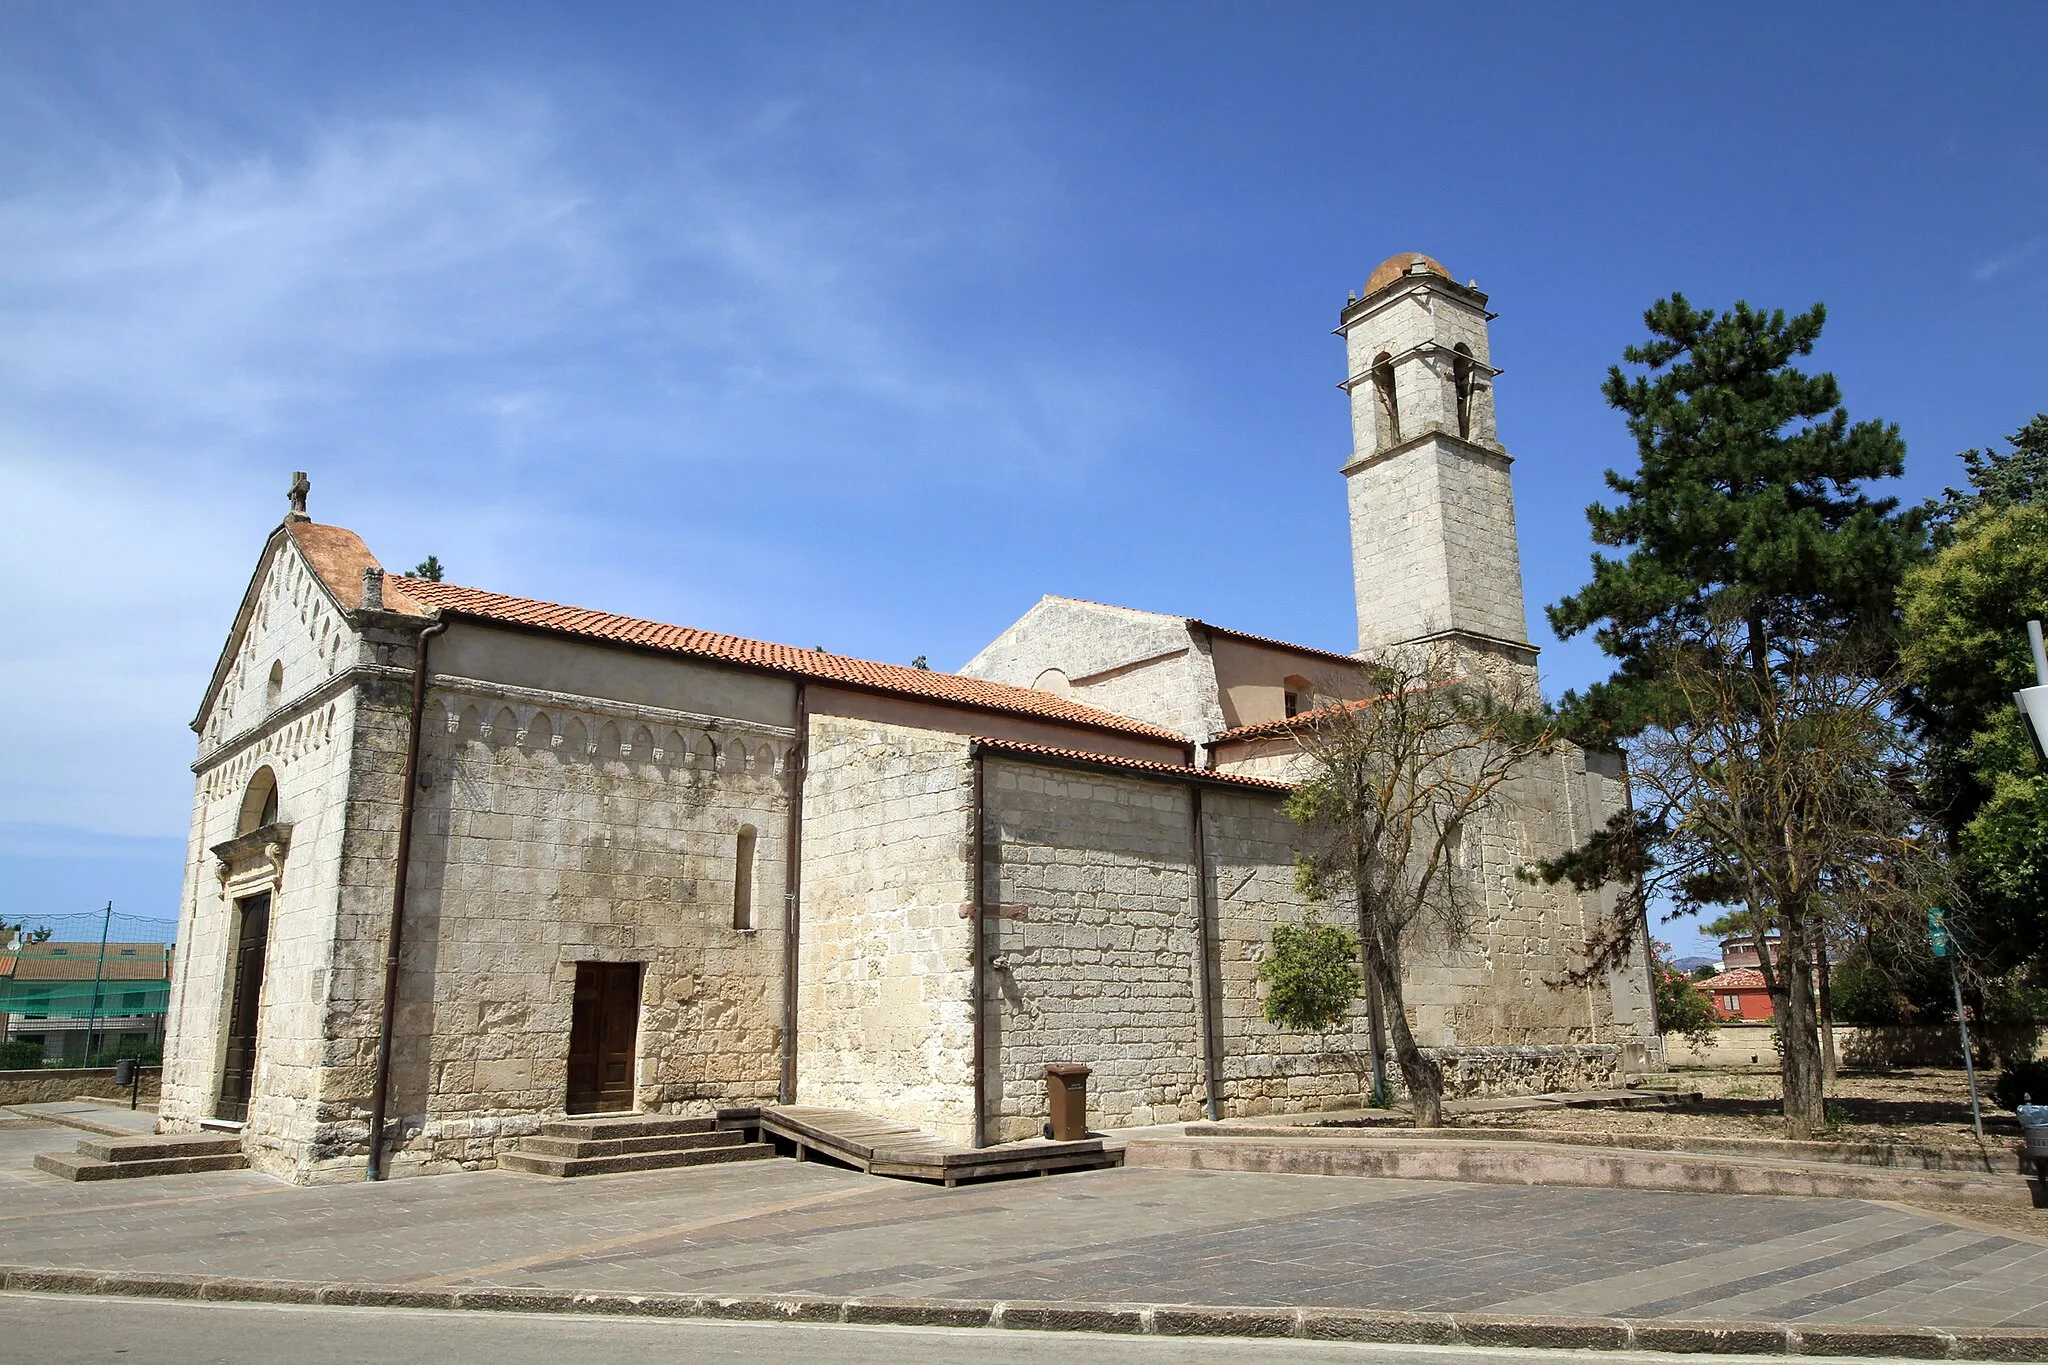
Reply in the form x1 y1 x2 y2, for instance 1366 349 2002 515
156 255 1659 1183
1695 967 1775 1022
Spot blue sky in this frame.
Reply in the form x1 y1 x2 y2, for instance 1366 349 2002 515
2 3 2044 957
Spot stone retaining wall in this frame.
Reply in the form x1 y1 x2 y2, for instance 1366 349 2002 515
0 1067 161 1106
1429 1045 1624 1099
1667 1023 2048 1071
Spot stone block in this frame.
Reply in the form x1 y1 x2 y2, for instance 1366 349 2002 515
1299 1308 1459 1344
1792 1325 1953 1359
997 1301 1148 1334
1455 1314 1633 1350
843 1298 993 1328
1152 1306 1298 1338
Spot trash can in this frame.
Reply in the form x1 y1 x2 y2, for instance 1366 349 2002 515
113 1058 136 1087
1043 1063 1091 1141
2021 1102 2048 1209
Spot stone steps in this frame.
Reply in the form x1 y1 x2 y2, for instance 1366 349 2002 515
500 1114 775 1178
515 1129 739 1160
35 1132 246 1182
534 1114 718 1141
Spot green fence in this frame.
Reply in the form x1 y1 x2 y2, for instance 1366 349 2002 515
0 943 171 1018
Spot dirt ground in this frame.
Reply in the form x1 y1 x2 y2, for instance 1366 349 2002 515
1459 1066 2048 1242
1467 1067 2021 1149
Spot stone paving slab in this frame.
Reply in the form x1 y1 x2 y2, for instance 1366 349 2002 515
2 1119 2047 1330
9 1101 158 1137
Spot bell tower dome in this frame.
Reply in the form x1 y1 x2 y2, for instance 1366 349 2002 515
1338 254 1537 692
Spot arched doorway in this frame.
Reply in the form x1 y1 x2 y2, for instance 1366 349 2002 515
217 767 280 1123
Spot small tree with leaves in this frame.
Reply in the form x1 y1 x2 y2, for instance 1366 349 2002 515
411 555 445 582
1902 415 2048 1016
1286 645 1557 1127
1259 916 1361 1032
1649 941 1721 1051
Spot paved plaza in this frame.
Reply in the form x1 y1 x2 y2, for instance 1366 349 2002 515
4 1122 2048 1329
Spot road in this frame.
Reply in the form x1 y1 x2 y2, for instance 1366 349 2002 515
0 1293 1849 1365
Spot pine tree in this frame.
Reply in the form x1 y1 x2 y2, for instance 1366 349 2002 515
1545 295 1921 1137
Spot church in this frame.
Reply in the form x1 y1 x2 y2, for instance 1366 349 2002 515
160 254 1659 1183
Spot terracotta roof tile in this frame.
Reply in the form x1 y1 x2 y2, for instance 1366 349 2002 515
1211 695 1385 745
971 736 1291 793
3 943 171 982
287 523 426 614
393 578 1188 746
1695 967 1767 992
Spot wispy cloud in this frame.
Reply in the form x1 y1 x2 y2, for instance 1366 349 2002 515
0 60 1171 842
1973 233 2044 281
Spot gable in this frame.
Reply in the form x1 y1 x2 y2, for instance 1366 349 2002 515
193 528 368 748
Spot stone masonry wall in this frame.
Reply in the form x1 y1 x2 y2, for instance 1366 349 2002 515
163 535 363 1180
315 650 796 1180
982 761 1205 1141
1204 788 1379 1116
797 715 976 1143
959 598 1223 741
0 1066 162 1106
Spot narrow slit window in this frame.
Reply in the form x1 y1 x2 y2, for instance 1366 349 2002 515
732 825 758 931
1452 344 1476 439
265 660 284 712
1372 352 1400 446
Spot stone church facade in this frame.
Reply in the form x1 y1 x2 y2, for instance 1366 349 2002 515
161 255 1658 1182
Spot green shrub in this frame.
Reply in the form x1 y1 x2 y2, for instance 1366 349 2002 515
85 1041 162 1069
1655 963 1721 1047
0 1040 44 1070
1994 1058 2048 1111
1259 917 1362 1032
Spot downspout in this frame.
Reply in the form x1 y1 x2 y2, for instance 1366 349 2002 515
779 683 808 1105
970 749 987 1149
365 617 445 1181
1622 749 1661 1038
1189 787 1221 1121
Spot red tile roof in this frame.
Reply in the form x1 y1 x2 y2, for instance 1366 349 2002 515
1695 967 1768 992
2 943 171 982
971 736 1292 793
287 523 426 614
393 577 1189 746
1211 695 1385 745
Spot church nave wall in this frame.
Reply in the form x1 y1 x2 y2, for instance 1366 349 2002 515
314 656 796 1178
797 715 978 1144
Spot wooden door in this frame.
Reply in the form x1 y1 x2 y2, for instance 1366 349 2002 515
215 894 270 1123
566 962 641 1114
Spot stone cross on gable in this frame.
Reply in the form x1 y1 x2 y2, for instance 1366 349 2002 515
286 471 311 523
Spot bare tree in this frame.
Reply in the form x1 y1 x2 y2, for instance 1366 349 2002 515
1287 645 1557 1127
1536 613 1944 1137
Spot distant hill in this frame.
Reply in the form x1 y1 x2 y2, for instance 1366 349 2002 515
1668 955 1719 973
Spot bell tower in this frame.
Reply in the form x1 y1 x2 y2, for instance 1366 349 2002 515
1338 253 1538 692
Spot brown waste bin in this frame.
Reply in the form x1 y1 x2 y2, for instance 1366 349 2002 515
1044 1062 1091 1141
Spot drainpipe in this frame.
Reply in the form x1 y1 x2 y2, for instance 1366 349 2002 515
779 682 808 1105
365 618 446 1181
970 749 987 1149
1190 788 1221 1121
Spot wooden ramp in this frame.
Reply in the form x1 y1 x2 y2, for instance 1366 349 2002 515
732 1105 1122 1186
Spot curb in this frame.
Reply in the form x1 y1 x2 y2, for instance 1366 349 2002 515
1125 1136 2034 1209
5 1266 2046 1358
